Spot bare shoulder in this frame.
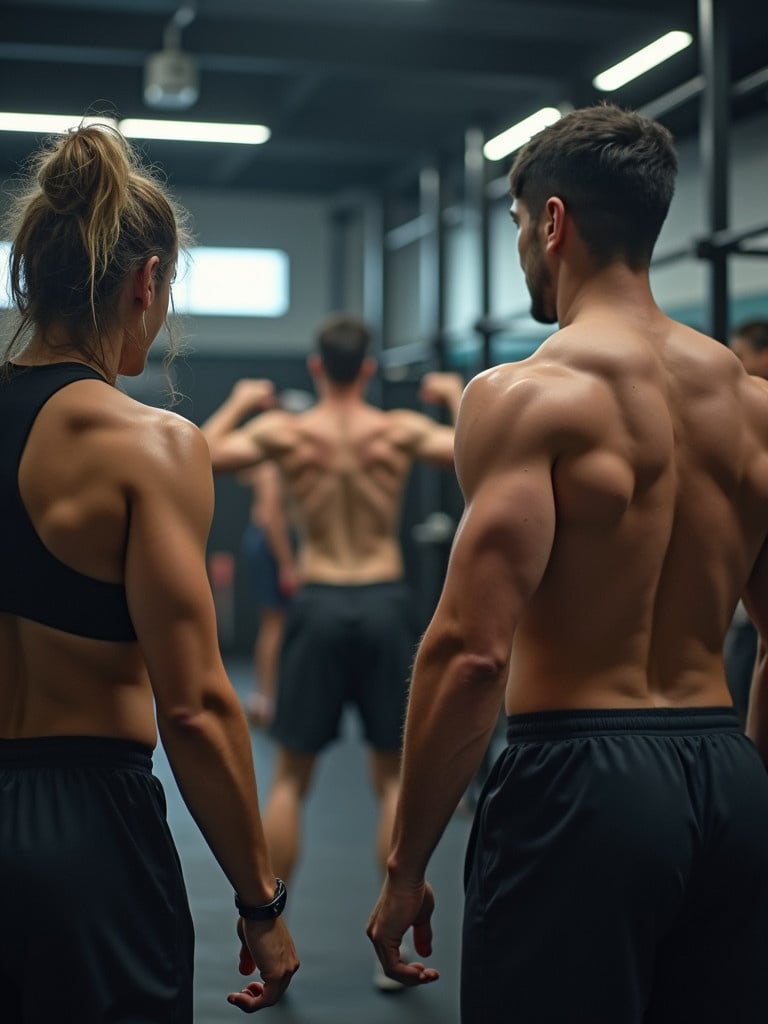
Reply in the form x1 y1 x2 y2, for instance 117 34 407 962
246 408 299 452
459 356 599 443
739 367 768 435
671 323 768 416
69 390 211 496
384 405 445 450
457 356 620 489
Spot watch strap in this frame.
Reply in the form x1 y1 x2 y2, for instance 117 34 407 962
235 878 287 921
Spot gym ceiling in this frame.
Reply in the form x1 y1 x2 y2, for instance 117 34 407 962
1 0 766 197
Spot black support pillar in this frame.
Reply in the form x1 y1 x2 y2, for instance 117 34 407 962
698 0 731 342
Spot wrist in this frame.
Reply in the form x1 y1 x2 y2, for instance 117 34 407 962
385 855 425 889
235 878 288 921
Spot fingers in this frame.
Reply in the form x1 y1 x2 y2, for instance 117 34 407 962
374 945 439 988
412 884 435 957
236 919 256 976
228 980 280 1013
228 972 294 1012
227 981 264 1012
233 378 277 410
366 878 439 989
238 942 256 976
235 918 300 1010
412 918 434 959
227 971 296 1012
419 372 460 404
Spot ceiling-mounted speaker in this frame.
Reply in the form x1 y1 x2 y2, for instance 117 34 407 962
144 48 199 110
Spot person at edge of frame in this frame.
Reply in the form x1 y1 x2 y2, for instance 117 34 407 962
367 103 768 1024
0 121 298 1020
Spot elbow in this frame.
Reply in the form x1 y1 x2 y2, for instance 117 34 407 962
158 703 209 734
455 650 508 687
421 633 507 687
157 688 236 733
206 445 229 474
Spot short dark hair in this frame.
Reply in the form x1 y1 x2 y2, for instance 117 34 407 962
732 320 768 352
316 314 372 383
509 103 678 269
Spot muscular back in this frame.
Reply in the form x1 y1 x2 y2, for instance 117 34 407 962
257 400 437 584
462 316 768 712
0 378 220 742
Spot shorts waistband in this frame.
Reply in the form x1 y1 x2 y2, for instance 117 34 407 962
0 735 154 772
505 707 741 743
301 580 405 593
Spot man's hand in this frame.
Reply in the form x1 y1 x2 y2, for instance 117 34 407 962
366 876 439 988
419 372 464 408
231 379 277 415
227 916 299 1013
278 562 301 598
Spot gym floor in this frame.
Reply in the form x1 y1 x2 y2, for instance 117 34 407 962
155 659 472 1024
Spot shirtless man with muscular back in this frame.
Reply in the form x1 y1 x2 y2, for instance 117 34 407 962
367 104 768 1023
202 315 463 954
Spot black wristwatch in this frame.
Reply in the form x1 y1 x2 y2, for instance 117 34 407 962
235 878 288 921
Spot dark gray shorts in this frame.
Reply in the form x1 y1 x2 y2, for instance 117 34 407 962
0 735 195 1023
462 707 768 1024
271 581 416 753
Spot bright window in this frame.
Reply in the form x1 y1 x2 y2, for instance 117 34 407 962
0 243 290 318
0 241 11 307
173 247 289 317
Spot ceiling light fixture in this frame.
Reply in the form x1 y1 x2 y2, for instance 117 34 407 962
483 107 562 162
593 31 693 92
144 4 200 111
0 112 118 134
119 118 271 145
0 111 270 146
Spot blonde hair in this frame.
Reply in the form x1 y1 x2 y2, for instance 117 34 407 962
3 121 191 386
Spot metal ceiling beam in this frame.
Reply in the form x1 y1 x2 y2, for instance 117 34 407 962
9 0 663 42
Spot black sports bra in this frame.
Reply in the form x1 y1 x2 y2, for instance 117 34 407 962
0 362 137 641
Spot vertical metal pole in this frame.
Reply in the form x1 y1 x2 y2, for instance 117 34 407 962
363 193 385 404
328 208 348 312
698 0 730 342
417 165 445 616
418 165 444 344
465 126 490 365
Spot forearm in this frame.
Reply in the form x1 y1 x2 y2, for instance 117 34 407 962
157 680 277 904
260 511 295 571
746 639 768 765
387 638 506 884
444 380 464 425
200 393 256 442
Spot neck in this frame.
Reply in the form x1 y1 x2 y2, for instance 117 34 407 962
556 261 657 328
20 326 124 384
319 379 367 405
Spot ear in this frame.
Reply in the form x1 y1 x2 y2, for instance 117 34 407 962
542 197 566 254
133 256 161 311
360 357 377 381
307 354 323 380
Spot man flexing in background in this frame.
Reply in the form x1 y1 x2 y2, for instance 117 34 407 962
203 314 463 988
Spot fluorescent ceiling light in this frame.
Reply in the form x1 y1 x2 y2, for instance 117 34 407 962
0 112 117 133
483 107 562 162
119 118 270 144
593 31 693 91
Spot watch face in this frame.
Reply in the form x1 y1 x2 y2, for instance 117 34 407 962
236 879 287 920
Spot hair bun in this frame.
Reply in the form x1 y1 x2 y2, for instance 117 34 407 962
39 125 128 217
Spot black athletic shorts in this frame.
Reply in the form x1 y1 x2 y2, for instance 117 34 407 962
0 736 195 1024
240 522 298 611
271 581 416 753
462 708 768 1024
